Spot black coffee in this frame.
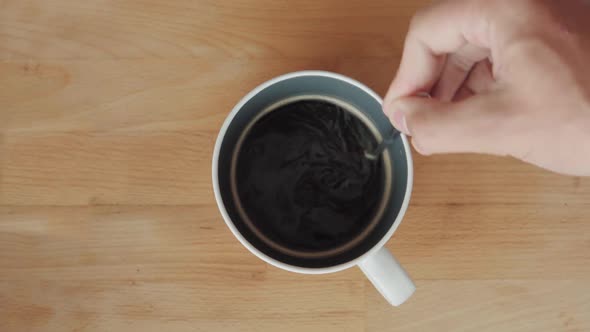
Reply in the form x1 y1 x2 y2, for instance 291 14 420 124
235 99 385 254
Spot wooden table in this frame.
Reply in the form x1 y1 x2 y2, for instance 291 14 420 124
1 1 589 331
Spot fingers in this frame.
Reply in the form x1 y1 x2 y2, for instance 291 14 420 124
384 0 493 105
463 59 495 94
453 59 496 101
385 93 511 156
431 44 490 101
382 0 515 156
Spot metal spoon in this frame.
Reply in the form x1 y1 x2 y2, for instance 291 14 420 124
364 92 432 160
364 127 401 160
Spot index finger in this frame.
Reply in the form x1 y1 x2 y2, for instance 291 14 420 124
384 0 492 105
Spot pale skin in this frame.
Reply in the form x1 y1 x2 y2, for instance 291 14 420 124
384 0 590 176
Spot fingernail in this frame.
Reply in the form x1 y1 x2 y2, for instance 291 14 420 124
392 109 410 135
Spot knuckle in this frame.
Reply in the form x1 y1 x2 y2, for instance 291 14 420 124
516 0 539 11
511 0 554 24
486 0 555 30
448 54 476 72
494 0 541 14
409 9 426 32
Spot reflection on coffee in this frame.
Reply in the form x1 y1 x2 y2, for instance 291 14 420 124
234 98 387 256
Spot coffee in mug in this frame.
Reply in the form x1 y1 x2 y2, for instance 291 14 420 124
233 96 390 259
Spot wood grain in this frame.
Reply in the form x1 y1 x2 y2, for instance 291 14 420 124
1 0 589 331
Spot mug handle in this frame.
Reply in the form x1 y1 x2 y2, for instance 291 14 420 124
358 246 415 306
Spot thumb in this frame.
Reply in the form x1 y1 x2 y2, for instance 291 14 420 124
384 94 510 156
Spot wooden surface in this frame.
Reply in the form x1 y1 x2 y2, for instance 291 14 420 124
1 1 589 331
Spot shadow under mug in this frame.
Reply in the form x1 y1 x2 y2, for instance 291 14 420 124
212 71 415 306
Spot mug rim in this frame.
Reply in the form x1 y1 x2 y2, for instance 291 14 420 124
212 70 414 274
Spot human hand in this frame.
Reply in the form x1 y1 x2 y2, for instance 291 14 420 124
384 0 590 176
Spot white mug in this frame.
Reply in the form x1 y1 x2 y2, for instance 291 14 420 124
212 71 415 306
